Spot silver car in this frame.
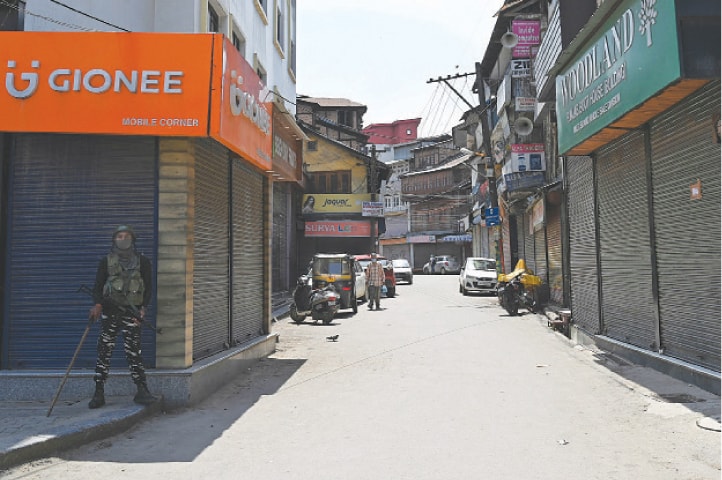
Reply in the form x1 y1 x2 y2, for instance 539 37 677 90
423 255 461 275
459 257 497 295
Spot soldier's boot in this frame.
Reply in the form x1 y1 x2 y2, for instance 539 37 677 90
88 382 105 409
133 382 157 406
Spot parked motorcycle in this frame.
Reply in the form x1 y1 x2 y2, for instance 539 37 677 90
289 272 339 324
497 260 543 316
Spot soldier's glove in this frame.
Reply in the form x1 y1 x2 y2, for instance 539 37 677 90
89 304 103 323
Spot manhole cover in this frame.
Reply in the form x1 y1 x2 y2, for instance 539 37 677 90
654 393 706 404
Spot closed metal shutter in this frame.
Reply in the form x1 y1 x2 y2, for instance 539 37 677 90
650 80 720 371
272 182 289 292
516 214 529 271
231 157 265 345
501 212 511 273
5 134 157 369
534 225 547 280
596 131 657 350
192 139 230 360
566 156 600 334
546 205 563 305
523 212 535 273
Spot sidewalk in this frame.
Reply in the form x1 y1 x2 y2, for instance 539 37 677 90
0 291 294 472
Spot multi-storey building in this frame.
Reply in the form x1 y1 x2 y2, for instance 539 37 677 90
0 0 301 407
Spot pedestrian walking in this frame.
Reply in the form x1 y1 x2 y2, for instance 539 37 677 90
87 225 156 409
366 252 385 311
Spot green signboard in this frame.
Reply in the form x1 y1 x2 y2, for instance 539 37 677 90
556 0 680 153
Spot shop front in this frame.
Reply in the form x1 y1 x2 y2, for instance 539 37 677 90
557 0 720 383
0 32 277 405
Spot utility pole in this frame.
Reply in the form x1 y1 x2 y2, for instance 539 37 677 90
426 72 477 110
369 144 377 253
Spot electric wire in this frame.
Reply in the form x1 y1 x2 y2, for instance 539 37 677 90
0 0 93 31
48 0 130 31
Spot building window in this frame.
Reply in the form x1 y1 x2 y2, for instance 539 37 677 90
254 0 268 23
208 4 219 32
255 58 268 85
275 1 285 52
309 171 351 194
0 0 24 30
338 110 354 128
232 31 246 57
289 0 296 76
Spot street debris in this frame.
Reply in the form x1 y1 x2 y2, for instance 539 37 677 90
326 335 339 342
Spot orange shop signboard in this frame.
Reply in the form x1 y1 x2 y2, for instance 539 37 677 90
0 32 272 171
305 221 371 238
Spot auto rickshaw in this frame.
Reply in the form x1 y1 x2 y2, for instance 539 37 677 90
311 253 359 313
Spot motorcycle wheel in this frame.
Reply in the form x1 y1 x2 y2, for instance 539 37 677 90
502 291 519 316
289 304 305 323
320 310 335 325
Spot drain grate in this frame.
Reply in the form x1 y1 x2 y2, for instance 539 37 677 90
653 393 706 404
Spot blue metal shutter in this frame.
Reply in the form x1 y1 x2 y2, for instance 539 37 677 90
650 81 721 371
192 139 230 361
4 134 157 369
231 157 265 344
566 156 600 335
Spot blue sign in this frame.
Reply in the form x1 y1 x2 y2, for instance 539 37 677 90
485 207 499 218
485 216 500 226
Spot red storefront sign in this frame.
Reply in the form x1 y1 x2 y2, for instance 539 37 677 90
305 221 371 237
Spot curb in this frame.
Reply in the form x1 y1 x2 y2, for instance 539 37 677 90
0 397 163 471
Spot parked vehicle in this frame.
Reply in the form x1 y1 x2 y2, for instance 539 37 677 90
459 257 497 295
311 253 365 313
496 259 542 316
423 255 461 275
391 258 413 285
289 272 339 324
354 254 396 297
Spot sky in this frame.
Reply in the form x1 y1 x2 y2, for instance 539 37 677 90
296 0 501 138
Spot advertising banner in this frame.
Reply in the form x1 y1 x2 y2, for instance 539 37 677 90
0 32 212 137
362 201 384 217
512 20 540 59
504 144 546 173
210 36 273 170
302 194 371 214
556 0 680 153
0 32 274 171
305 221 371 237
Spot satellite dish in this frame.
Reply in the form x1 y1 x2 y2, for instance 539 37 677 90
501 32 519 49
514 117 534 136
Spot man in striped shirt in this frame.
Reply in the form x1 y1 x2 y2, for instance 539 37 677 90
366 252 385 311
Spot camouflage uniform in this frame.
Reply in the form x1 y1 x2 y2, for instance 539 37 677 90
88 225 155 408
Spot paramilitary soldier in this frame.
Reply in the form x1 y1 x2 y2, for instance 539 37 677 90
88 225 156 408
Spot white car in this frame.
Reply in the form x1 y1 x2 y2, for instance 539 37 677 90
391 258 413 284
354 260 368 302
459 257 497 295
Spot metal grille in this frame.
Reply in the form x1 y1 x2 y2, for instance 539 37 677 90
534 225 547 281
650 80 721 371
231 157 265 345
192 139 230 361
566 156 600 334
4 134 157 369
596 131 657 350
501 213 511 273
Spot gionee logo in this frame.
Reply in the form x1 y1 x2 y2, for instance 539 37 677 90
228 69 270 135
4 59 185 100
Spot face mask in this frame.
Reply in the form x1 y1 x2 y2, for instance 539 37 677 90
115 238 133 250
371 259 377 263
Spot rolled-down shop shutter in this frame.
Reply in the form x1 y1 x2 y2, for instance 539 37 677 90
5 134 157 369
193 139 230 361
546 204 563 305
523 212 535 273
566 156 600 335
231 157 265 344
650 81 720 371
533 219 547 281
501 211 512 273
516 214 529 271
272 182 288 292
596 130 657 350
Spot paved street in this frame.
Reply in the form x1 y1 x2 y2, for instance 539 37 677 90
3 275 719 480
